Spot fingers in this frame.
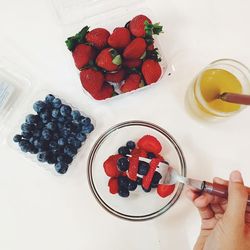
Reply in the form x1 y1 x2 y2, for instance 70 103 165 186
224 171 248 227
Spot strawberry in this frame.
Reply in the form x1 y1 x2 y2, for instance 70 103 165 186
123 38 146 59
128 155 139 181
129 15 163 37
96 48 122 71
137 135 162 154
86 28 110 49
92 82 113 100
121 73 141 93
157 184 175 198
72 44 95 69
129 15 152 37
108 27 131 49
80 68 104 95
123 58 142 68
142 158 161 190
105 69 125 83
142 59 162 84
131 148 147 158
103 154 122 177
108 177 119 194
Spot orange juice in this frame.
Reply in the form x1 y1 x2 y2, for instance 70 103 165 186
195 69 242 114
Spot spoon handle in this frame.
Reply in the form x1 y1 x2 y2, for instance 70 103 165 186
219 92 250 105
202 181 250 209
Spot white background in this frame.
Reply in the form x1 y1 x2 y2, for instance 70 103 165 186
0 0 250 249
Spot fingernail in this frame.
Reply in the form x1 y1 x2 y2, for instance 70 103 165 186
230 170 243 183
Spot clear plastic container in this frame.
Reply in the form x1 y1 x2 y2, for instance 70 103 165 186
52 0 168 101
0 60 95 174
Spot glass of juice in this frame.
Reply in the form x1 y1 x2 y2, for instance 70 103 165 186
188 59 250 118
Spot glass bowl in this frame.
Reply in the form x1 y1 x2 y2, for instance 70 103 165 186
87 120 186 221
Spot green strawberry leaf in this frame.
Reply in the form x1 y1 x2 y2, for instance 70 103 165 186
152 23 163 35
144 21 163 36
112 55 122 65
65 26 90 51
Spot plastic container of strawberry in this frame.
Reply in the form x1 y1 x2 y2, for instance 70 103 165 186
53 0 168 101
0 59 95 175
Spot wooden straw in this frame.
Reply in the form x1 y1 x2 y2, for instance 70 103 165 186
219 92 250 105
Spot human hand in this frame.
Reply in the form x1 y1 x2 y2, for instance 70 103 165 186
186 170 250 250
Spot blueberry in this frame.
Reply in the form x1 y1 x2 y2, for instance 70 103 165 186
118 176 130 189
142 186 151 193
25 114 39 124
13 134 22 143
117 157 129 172
82 124 94 134
151 172 162 188
33 100 46 113
52 98 62 109
128 180 137 191
57 122 64 130
58 116 66 123
55 162 68 174
118 187 129 197
67 136 75 145
61 129 70 139
81 117 91 126
138 161 150 175
57 138 65 146
42 129 52 141
73 139 81 149
45 94 55 103
126 140 135 150
29 137 36 144
57 155 73 165
46 122 57 131
70 122 79 133
21 131 32 139
49 141 58 150
147 152 156 159
51 109 60 119
118 146 130 156
19 140 31 153
37 152 48 162
53 132 60 141
30 146 38 154
64 145 77 157
136 177 142 185
21 123 34 133
39 110 50 121
47 153 57 164
76 132 86 142
32 129 41 138
71 110 81 121
60 104 72 117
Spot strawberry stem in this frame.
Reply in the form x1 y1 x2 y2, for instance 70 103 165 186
65 26 90 51
144 21 163 36
112 55 122 65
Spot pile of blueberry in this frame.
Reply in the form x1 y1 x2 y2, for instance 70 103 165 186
13 94 94 174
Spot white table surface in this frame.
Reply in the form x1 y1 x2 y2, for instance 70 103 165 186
1 0 250 249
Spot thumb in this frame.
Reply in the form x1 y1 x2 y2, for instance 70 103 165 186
224 170 248 227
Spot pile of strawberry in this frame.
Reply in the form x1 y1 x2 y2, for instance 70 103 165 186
103 135 175 198
65 15 163 100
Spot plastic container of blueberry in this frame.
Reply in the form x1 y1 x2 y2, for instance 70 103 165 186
0 65 95 175
52 0 168 101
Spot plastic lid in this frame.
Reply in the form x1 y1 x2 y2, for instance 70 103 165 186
0 61 32 144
